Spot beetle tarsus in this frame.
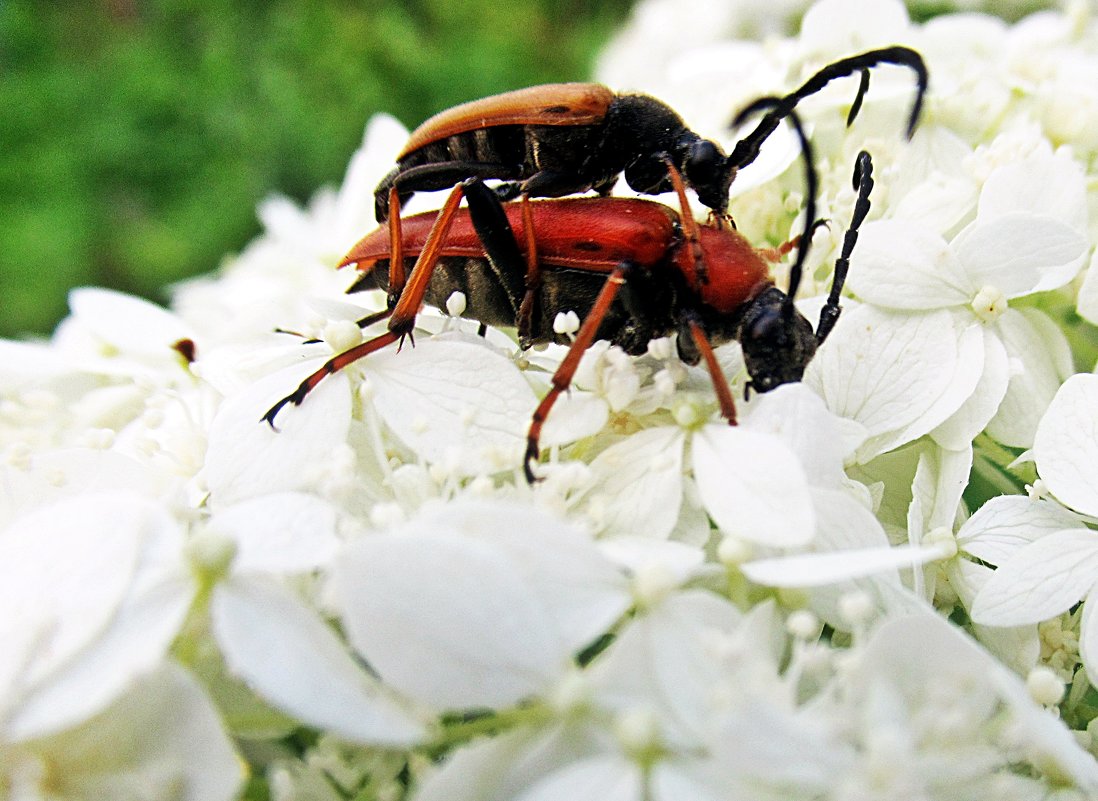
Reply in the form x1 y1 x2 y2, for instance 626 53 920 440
261 383 309 430
523 441 542 484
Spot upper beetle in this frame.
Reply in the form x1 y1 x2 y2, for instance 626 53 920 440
374 46 926 221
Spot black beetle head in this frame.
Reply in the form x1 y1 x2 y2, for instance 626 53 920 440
681 139 731 212
738 286 818 394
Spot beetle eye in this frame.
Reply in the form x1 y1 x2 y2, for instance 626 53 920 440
745 308 787 347
685 140 721 182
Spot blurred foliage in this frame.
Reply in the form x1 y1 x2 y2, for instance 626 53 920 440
0 0 632 337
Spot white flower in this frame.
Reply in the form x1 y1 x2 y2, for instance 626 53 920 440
833 150 1087 452
971 375 1098 683
3 663 242 801
0 491 193 741
830 614 1098 798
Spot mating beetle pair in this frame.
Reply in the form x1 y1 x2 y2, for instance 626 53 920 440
265 47 928 482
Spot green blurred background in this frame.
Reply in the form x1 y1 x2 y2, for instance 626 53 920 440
0 0 632 338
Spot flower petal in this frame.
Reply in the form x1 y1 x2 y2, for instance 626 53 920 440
212 576 425 745
847 221 972 309
204 363 352 504
958 495 1086 566
952 214 1087 299
692 425 814 547
970 529 1098 626
988 309 1073 449
369 338 536 476
211 492 341 575
1033 373 1098 517
585 427 685 540
930 327 1008 449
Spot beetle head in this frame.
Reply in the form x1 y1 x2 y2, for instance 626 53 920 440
737 286 818 393
681 138 732 213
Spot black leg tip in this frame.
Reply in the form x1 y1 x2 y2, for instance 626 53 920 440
523 442 542 485
260 384 309 432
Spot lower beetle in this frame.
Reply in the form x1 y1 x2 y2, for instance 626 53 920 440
373 46 923 221
264 105 876 482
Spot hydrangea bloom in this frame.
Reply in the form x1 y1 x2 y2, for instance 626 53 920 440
4 0 1098 798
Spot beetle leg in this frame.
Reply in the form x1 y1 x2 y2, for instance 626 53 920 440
460 178 528 329
684 313 737 426
374 161 522 221
516 196 542 344
263 182 472 428
261 331 403 429
387 181 473 338
660 156 707 287
386 186 406 309
518 169 588 199
525 260 635 483
758 219 829 263
817 150 873 344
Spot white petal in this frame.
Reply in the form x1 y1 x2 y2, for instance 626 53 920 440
806 305 974 462
28 663 242 801
847 220 972 309
692 425 814 547
0 339 75 392
1 492 192 741
742 543 939 588
422 501 632 653
946 560 1040 675
204 363 351 504
952 214 1087 298
598 538 705 587
515 756 641 801
69 287 195 357
916 445 972 536
587 590 750 746
1077 251 1098 326
1081 596 1098 689
211 576 424 745
539 391 610 448
369 339 536 476
1033 373 1098 517
414 723 608 801
585 427 685 540
799 0 911 58
211 492 340 575
0 494 145 682
976 154 1087 235
987 309 1071 449
930 327 1009 449
869 317 984 460
336 531 564 710
958 495 1086 566
970 529 1098 626
742 384 848 488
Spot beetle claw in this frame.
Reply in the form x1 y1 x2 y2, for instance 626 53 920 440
523 440 542 484
261 383 309 431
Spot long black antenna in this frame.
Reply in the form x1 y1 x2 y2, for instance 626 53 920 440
727 46 927 174
732 99 816 320
816 150 873 344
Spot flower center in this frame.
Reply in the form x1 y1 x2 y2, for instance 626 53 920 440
970 285 1007 323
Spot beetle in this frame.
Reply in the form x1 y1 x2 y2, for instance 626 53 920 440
263 101 877 482
373 46 924 222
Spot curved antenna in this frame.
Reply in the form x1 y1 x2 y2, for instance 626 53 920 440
816 150 873 344
727 46 927 173
732 98 817 319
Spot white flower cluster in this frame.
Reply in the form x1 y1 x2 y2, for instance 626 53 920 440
4 0 1098 798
